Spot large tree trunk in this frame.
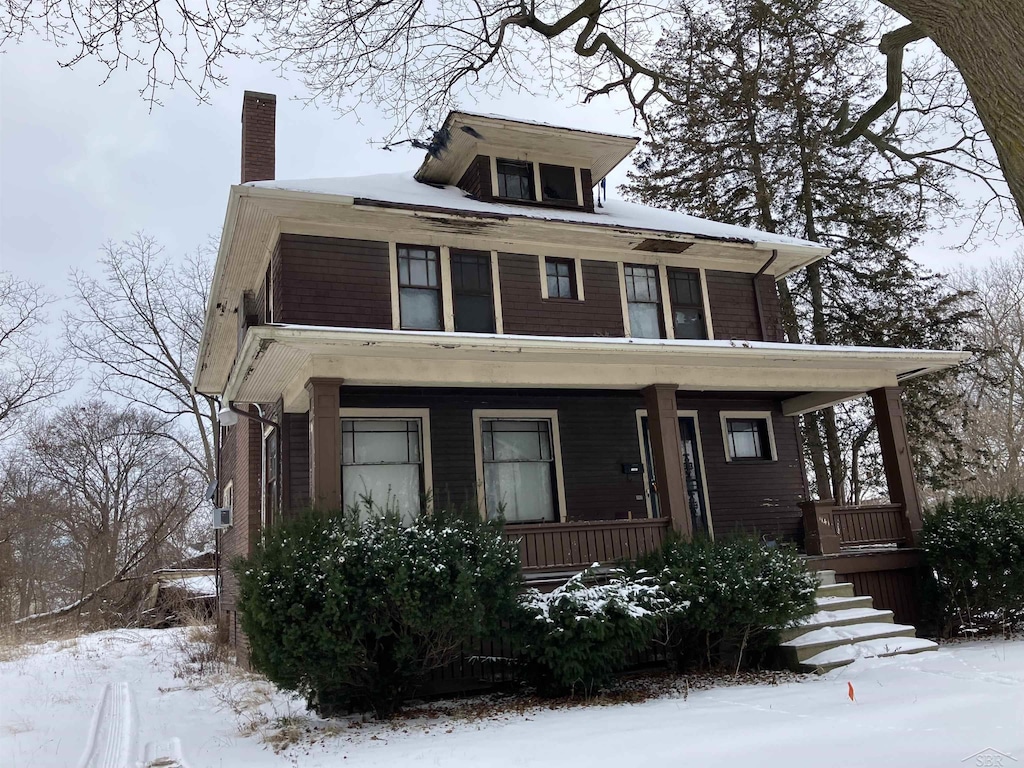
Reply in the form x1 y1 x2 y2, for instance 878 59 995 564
882 0 1024 219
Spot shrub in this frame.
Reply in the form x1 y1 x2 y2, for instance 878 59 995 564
512 569 673 696
921 495 1024 636
640 535 817 671
233 504 522 717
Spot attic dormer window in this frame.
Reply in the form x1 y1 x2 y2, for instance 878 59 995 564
540 164 577 203
496 159 534 200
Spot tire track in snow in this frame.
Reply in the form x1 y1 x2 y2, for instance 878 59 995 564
78 682 133 768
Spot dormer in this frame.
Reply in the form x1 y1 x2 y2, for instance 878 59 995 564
414 112 639 213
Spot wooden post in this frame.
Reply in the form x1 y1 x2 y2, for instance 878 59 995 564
870 386 923 545
306 378 343 511
801 500 840 555
643 384 693 539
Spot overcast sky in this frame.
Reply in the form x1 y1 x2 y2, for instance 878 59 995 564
1 33 1020 304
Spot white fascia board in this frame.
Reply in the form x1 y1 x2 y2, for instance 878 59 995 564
193 187 243 389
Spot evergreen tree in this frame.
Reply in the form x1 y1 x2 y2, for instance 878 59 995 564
625 0 973 499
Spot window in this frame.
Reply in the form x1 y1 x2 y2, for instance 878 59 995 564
624 264 664 338
496 159 534 200
222 480 233 511
264 429 279 526
451 251 495 333
342 418 425 522
667 268 707 340
398 245 442 330
721 412 777 461
539 164 577 203
478 417 559 522
545 258 577 300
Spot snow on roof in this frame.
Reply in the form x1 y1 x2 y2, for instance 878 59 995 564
448 110 641 141
248 172 823 251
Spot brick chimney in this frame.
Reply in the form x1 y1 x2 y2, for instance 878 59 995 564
240 91 276 183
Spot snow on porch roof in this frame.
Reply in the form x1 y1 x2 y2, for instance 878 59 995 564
247 172 827 253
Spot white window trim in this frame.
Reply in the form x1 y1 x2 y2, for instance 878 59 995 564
339 408 434 511
619 262 669 339
699 267 715 340
391 245 503 334
720 410 778 463
635 409 714 537
222 480 233 511
664 266 715 341
490 251 505 334
538 255 586 301
488 151 587 206
472 409 567 523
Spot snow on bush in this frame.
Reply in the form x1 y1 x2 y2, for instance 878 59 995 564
513 568 680 696
233 505 521 717
921 495 1024 636
639 536 818 671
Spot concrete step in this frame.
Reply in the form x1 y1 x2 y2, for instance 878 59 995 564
815 594 874 611
780 622 917 664
779 607 894 643
801 636 938 673
815 582 855 599
814 569 837 586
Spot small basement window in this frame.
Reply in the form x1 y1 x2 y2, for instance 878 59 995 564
539 164 577 203
497 159 534 200
721 412 777 461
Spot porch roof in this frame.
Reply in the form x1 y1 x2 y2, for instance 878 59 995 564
211 324 970 414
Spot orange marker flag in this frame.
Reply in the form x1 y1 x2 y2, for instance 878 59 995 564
848 682 856 702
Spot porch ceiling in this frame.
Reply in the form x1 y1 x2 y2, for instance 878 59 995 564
213 325 970 413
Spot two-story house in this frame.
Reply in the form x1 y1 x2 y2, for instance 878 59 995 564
196 92 968 652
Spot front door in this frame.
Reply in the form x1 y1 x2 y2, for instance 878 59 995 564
640 415 710 534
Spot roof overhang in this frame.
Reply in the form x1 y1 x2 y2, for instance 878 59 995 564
209 325 970 414
414 112 640 186
193 186 831 395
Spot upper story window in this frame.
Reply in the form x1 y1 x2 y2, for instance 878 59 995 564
624 264 663 338
451 251 495 333
667 268 707 340
545 258 577 300
398 245 442 330
539 164 577 203
496 159 534 200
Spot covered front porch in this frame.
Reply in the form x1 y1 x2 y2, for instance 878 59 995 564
225 325 967 575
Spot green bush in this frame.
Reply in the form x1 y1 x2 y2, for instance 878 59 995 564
921 495 1024 636
512 569 673 696
233 505 522 717
640 535 818 670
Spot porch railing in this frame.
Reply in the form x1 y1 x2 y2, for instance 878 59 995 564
504 518 671 574
802 500 910 555
830 504 908 548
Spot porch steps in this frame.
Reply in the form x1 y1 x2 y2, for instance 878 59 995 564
780 580 937 673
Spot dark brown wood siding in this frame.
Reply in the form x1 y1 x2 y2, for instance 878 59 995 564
276 234 391 328
706 270 784 342
282 411 310 514
291 387 807 538
580 168 595 212
680 394 806 542
497 254 625 336
456 155 493 201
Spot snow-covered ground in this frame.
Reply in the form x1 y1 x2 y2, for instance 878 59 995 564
1 627 1021 767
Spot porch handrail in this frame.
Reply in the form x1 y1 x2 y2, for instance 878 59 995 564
503 517 671 572
801 500 909 555
830 503 908 548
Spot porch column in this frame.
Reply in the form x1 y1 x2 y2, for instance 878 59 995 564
643 384 693 539
869 386 922 545
306 378 343 511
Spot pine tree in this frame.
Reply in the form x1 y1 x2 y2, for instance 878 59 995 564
625 0 973 499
